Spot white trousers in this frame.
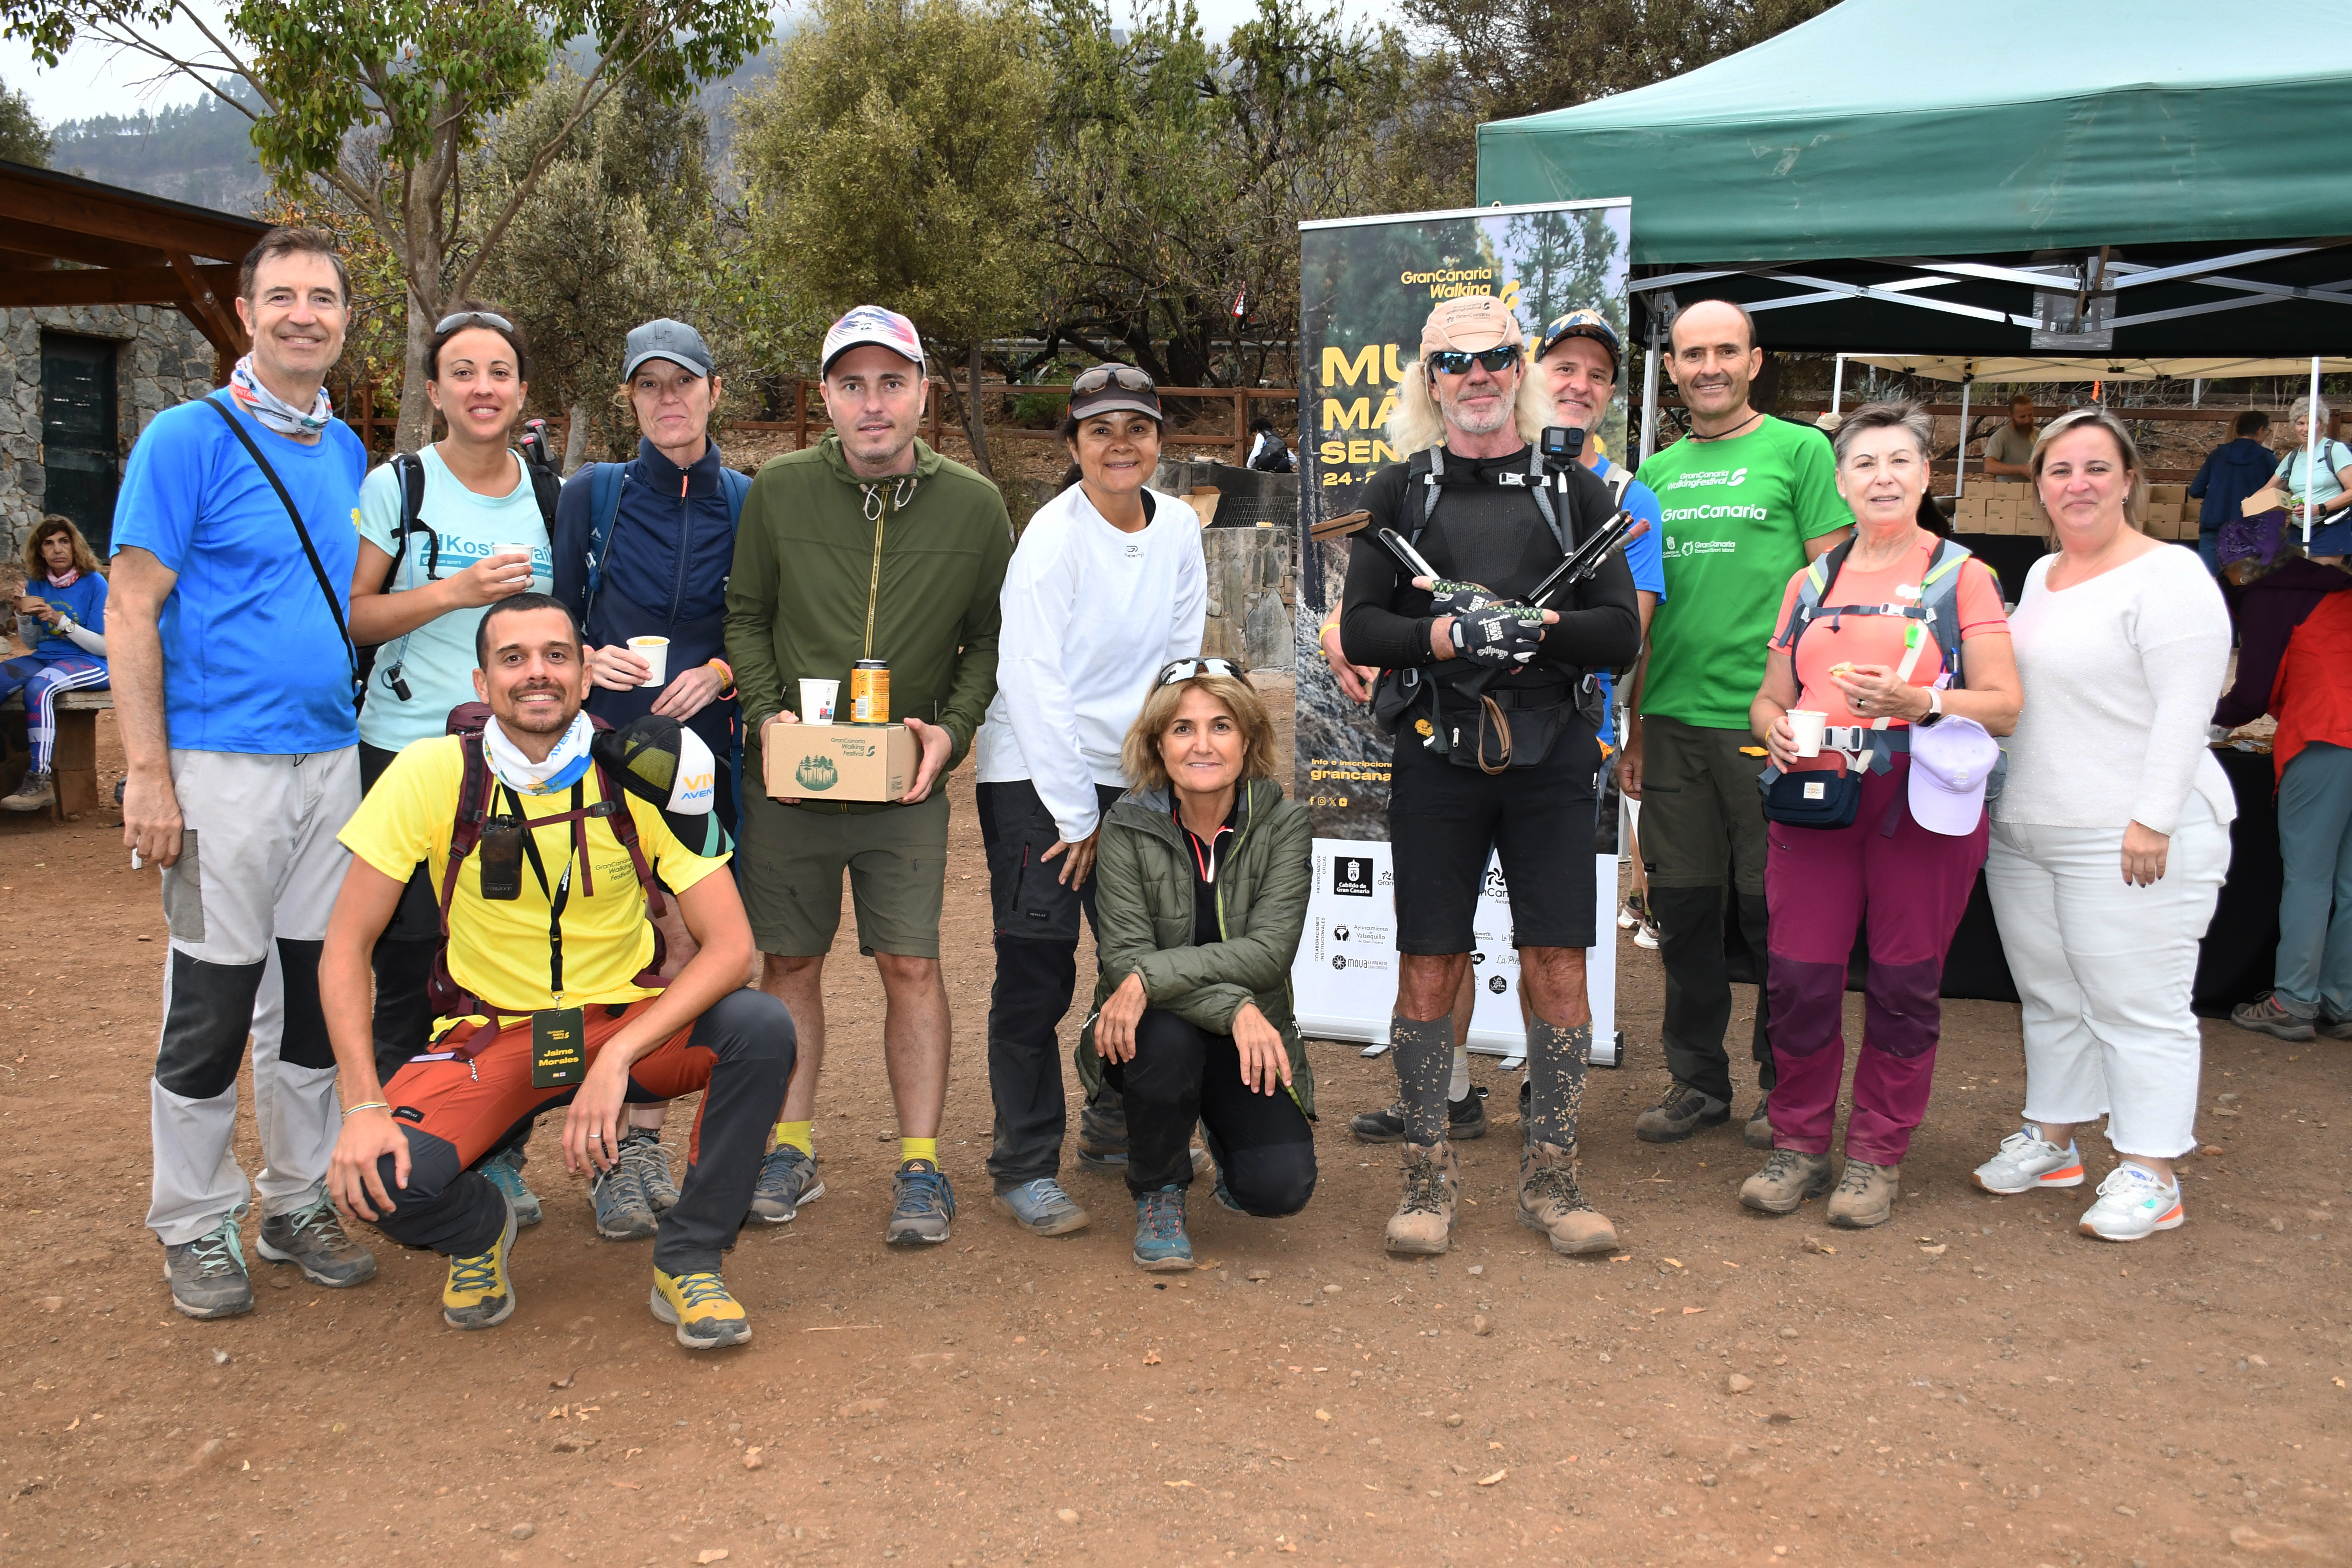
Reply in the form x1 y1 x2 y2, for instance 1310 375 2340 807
1984 796 2228 1160
147 746 359 1245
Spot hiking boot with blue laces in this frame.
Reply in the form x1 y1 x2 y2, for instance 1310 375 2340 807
749 1146 824 1224
1132 1184 1194 1271
592 1153 658 1242
163 1212 253 1320
256 1193 377 1287
443 1193 518 1331
651 1268 751 1350
993 1177 1091 1236
480 1144 542 1227
885 1160 956 1246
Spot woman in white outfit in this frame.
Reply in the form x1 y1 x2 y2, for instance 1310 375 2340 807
1974 407 2235 1242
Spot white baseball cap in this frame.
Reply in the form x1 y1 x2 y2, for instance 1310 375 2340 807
1908 715 2000 836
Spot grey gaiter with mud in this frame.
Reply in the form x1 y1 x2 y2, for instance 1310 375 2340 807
1526 1018 1591 1150
1388 1013 1455 1146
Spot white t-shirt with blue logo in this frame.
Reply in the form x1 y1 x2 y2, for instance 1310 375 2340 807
355 445 551 751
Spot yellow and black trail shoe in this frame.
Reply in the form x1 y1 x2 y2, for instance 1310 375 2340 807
651 1269 751 1350
442 1192 519 1330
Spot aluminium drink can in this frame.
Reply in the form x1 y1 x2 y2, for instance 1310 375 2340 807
850 659 890 724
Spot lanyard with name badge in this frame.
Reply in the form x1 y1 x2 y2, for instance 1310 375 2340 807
505 779 589 1089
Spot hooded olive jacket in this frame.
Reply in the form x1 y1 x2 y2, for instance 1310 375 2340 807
724 434 1013 814
1075 778 1316 1118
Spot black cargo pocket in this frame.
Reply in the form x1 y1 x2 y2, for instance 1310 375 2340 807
161 828 204 944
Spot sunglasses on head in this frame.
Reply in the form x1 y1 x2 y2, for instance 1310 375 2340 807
1426 345 1521 377
436 310 515 336
1073 364 1157 395
1157 657 1244 686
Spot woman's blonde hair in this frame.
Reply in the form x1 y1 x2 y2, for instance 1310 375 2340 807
1121 670 1281 793
2029 406 2146 526
21 514 101 579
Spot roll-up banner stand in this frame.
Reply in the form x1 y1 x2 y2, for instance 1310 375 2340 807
1291 198 1633 1065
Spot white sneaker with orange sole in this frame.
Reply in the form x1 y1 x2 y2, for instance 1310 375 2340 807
1971 1125 2085 1194
2078 1164 2184 1242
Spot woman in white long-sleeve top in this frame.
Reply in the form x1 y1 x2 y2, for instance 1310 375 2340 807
1974 407 2235 1242
972 365 1208 1236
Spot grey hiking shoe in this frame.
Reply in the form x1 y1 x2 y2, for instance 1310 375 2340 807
886 1160 956 1246
0 771 53 813
1827 1159 1900 1229
1742 1100 1775 1151
1132 1185 1194 1271
2231 992 2317 1042
1739 1148 1835 1214
2321 1011 2352 1042
994 1177 1091 1236
1076 1092 1130 1172
163 1213 253 1320
1633 1082 1730 1143
256 1194 377 1288
1349 1089 1487 1144
618 1128 679 1213
591 1154 658 1242
479 1144 542 1227
749 1145 824 1224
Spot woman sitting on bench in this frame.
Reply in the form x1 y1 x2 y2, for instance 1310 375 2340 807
4 515 109 814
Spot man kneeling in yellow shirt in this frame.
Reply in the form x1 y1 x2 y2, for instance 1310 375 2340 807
321 593 792 1348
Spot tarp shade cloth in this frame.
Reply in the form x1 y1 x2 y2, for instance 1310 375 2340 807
1844 355 2352 383
1476 0 2352 266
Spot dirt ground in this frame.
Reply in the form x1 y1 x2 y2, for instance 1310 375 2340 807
3 688 2348 1568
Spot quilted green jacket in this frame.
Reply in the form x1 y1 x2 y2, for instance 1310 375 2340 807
1074 777 1316 1119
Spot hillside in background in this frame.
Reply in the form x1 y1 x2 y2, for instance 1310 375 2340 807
43 49 774 216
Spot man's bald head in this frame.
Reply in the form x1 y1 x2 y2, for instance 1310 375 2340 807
1668 298 1758 357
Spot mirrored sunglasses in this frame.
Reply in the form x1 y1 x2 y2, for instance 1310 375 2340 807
1426 345 1521 376
1157 656 1245 686
1073 363 1157 394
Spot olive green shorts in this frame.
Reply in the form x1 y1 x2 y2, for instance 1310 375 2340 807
736 786 950 959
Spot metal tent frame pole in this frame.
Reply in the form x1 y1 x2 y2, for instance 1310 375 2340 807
1831 353 1846 414
1640 313 1663 465
1954 368 1972 500
2306 354 2324 546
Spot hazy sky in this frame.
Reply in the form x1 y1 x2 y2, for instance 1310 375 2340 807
2 0 1396 125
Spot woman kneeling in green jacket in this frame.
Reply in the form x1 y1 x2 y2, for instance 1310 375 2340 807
1078 659 1318 1270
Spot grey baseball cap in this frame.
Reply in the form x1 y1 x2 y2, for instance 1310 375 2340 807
622 318 713 381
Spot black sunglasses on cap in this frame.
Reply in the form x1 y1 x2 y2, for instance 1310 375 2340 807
1157 656 1245 686
1073 363 1157 394
1426 345 1521 377
436 310 516 335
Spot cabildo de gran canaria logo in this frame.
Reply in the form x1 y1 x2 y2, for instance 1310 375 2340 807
794 755 839 792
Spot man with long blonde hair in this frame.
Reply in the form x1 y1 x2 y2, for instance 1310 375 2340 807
1335 295 1642 1256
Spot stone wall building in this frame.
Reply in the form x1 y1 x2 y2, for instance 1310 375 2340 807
2 304 219 562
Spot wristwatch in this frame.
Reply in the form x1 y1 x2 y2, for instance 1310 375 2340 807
1919 688 1946 727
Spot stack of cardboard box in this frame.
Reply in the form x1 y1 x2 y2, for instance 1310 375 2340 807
2140 482 2198 541
1951 484 2047 536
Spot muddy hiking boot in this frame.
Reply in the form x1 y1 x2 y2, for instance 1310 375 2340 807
1742 1101 1775 1151
618 1128 679 1212
163 1213 253 1320
591 1155 658 1242
749 1145 824 1224
256 1193 377 1288
1384 1141 1458 1255
1633 1082 1730 1143
1827 1159 1900 1229
1350 1089 1486 1145
1738 1148 1835 1215
1 771 54 813
1517 1143 1617 1255
1076 1091 1130 1172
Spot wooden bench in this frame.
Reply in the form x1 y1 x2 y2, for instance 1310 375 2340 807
0 689 112 820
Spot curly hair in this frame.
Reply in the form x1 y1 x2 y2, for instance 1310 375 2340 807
22 514 101 579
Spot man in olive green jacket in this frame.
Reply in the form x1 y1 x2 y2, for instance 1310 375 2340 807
724 305 1013 1247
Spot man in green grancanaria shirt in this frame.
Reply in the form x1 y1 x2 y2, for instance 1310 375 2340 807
1618 299 1851 1146
724 305 1013 1248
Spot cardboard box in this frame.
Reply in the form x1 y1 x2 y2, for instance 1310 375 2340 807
2147 482 2189 505
764 721 917 803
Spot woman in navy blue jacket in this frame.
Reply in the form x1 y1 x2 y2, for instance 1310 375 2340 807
4 515 110 813
547 318 750 1241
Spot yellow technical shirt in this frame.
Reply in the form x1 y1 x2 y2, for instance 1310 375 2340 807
339 735 729 1015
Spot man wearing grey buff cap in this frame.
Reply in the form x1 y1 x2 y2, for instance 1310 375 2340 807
1337 294 1642 1257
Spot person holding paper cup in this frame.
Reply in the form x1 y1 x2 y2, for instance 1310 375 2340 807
348 302 558 1196
1743 401 2018 1228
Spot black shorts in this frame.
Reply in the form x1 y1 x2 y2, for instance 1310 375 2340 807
1388 719 1601 954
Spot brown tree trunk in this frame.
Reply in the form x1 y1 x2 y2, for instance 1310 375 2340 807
961 342 994 483
396 280 438 455
563 398 592 474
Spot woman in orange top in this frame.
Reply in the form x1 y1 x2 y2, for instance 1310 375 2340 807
1740 402 2022 1228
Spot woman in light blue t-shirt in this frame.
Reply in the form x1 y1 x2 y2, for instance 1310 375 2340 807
345 302 556 1176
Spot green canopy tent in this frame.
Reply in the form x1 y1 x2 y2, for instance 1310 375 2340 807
1478 0 2352 472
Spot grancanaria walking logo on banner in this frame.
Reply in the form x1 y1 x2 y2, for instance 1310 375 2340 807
1291 197 1633 1052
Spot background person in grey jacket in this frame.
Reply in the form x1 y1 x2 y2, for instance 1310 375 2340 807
1080 662 1317 1271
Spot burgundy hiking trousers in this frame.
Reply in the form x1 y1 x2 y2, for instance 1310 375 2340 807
1762 757 1986 1165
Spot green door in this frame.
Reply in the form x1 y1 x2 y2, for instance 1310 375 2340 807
41 333 120 554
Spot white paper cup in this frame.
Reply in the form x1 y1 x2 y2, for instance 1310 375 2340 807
495 542 537 585
1788 709 1827 759
628 636 670 688
799 678 840 725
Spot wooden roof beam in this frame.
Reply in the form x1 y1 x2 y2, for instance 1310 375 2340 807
167 250 248 358
0 261 239 309
0 219 168 270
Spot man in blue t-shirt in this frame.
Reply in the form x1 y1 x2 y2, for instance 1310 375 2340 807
112 227 378 1321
